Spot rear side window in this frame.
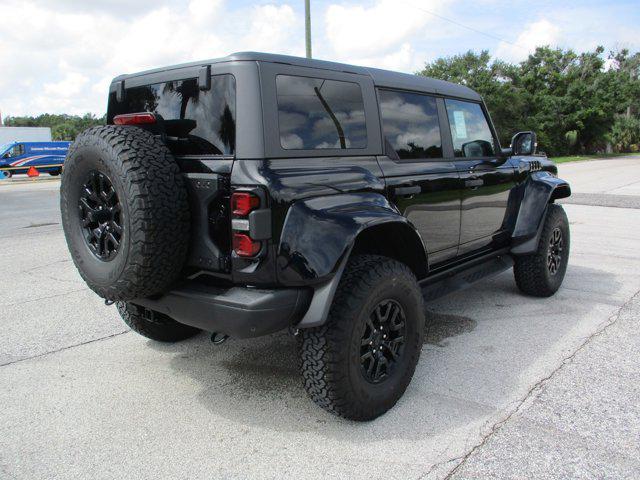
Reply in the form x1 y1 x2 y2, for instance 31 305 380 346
276 75 367 150
378 90 442 159
445 99 495 158
108 74 236 155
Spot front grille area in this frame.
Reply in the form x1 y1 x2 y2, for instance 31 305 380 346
529 160 542 172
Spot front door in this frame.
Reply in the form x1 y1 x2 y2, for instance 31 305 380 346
443 98 516 255
377 89 462 267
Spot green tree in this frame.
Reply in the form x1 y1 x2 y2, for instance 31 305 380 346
417 50 525 147
609 116 640 151
4 113 105 141
418 46 640 155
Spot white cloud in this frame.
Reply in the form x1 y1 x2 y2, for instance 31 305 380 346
324 0 448 59
340 43 422 73
0 0 638 118
0 0 302 117
188 0 223 22
241 5 298 51
495 19 561 62
43 71 90 98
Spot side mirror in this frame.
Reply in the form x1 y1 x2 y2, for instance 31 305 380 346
511 131 537 156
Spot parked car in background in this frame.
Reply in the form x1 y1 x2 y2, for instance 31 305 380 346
0 141 70 176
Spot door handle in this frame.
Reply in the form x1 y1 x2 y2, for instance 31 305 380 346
393 185 421 197
465 179 483 188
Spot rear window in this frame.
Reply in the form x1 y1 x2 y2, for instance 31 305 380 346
276 75 367 150
108 74 235 156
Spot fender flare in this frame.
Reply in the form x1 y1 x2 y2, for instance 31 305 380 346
277 192 426 328
511 171 571 255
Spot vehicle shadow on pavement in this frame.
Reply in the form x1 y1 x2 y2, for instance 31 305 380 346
147 264 620 439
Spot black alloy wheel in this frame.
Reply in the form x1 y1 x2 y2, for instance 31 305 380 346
78 170 123 261
360 299 406 384
547 227 563 276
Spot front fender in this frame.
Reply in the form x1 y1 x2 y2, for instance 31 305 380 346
277 192 417 285
511 171 571 254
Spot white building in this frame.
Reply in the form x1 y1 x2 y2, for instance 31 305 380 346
0 127 52 145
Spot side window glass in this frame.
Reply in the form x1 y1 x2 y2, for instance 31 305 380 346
276 75 367 150
379 90 442 159
445 99 495 158
9 145 23 157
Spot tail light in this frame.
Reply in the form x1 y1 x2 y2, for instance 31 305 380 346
113 112 157 125
233 233 261 257
231 191 262 257
231 192 260 216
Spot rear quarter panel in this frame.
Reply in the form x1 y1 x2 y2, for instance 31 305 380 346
230 156 388 286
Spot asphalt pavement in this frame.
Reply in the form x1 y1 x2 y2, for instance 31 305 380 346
1 156 639 479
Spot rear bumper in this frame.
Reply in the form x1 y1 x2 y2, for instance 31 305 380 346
132 282 312 338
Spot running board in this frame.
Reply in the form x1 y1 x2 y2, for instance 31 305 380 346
420 252 514 302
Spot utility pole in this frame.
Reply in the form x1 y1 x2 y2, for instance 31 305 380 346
305 0 312 59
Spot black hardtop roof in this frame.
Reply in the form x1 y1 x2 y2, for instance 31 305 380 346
112 51 482 101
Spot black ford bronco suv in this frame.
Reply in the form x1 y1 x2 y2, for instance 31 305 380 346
61 52 571 421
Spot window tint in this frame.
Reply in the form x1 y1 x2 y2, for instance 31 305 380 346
379 90 442 159
108 74 236 155
445 99 495 158
276 75 367 150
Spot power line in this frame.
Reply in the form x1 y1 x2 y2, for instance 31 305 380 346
399 1 529 51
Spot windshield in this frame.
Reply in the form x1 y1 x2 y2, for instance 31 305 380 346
0 143 15 159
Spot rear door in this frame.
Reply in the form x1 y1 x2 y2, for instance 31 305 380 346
443 99 516 255
376 89 462 266
107 67 239 273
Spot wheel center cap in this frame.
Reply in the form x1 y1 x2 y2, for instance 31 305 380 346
92 208 111 223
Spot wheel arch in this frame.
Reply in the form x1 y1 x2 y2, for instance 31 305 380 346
350 221 428 281
511 171 571 255
279 193 428 328
294 220 427 329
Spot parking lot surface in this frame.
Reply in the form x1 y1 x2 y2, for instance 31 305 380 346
1 157 639 479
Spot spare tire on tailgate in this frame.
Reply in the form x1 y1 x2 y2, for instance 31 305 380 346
60 125 190 301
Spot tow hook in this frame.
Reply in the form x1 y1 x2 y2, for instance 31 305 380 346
211 332 229 345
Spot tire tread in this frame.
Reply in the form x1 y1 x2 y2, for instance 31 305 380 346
61 125 190 300
514 203 569 297
298 255 424 420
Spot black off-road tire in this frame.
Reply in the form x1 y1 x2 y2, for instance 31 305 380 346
298 255 425 421
116 302 200 342
60 125 190 301
48 169 61 176
514 203 570 297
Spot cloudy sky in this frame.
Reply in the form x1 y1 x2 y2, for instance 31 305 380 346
1 0 638 117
